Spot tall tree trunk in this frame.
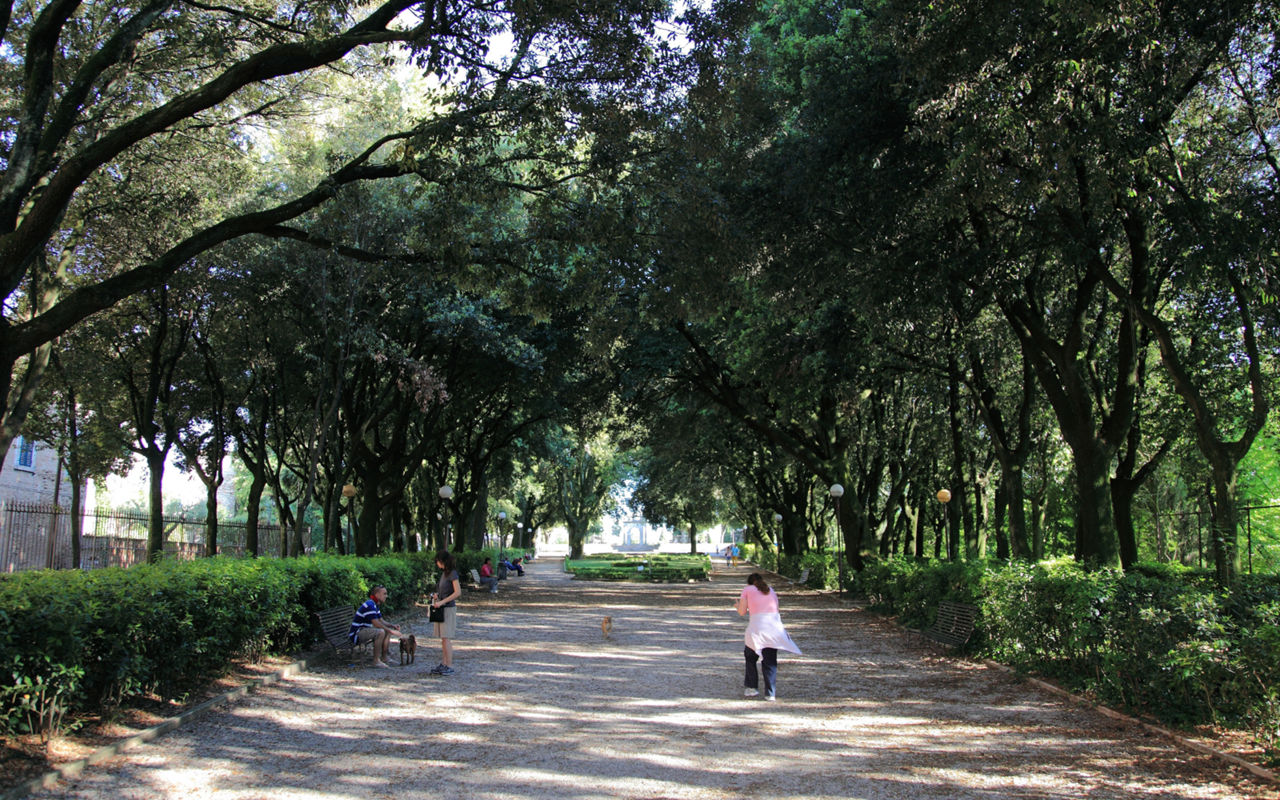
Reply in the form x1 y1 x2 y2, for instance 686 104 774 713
1071 444 1118 567
913 489 926 560
204 482 219 557
1006 466 1030 559
993 481 1010 560
146 449 166 562
244 469 266 557
1209 463 1242 582
568 517 585 559
1153 493 1167 563
356 492 382 555
69 468 84 569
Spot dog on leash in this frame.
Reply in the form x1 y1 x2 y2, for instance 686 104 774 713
601 616 613 639
399 634 417 666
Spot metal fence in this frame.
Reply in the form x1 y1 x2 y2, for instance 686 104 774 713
1152 503 1280 574
0 502 296 573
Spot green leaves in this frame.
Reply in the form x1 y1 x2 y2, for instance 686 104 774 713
0 552 437 735
858 556 1280 742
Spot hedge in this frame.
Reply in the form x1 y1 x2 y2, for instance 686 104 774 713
0 553 437 739
740 545 840 590
564 554 710 582
854 557 1280 756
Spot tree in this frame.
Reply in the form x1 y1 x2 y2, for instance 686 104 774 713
550 426 622 560
0 0 695 472
109 284 194 560
22 324 131 568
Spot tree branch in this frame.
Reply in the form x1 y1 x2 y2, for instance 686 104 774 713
3 132 415 358
0 0 429 295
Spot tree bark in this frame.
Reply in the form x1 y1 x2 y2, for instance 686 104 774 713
146 449 166 562
204 481 219 557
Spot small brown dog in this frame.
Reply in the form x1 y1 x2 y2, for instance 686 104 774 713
601 616 613 638
399 634 416 666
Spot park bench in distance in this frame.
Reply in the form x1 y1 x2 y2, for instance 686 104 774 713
922 600 978 648
315 605 372 661
466 568 502 592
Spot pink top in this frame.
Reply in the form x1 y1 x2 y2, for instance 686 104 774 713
739 585 779 615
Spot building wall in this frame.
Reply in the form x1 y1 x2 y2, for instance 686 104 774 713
0 436 74 506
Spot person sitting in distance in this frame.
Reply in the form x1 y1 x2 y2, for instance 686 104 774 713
348 585 400 668
501 556 524 576
479 557 499 593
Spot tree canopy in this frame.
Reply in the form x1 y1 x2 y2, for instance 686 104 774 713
6 0 1278 582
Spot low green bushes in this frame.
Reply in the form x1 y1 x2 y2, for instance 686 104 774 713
0 553 436 739
740 545 838 590
855 557 1280 755
564 554 710 582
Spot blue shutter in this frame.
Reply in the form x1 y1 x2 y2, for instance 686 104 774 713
16 437 35 469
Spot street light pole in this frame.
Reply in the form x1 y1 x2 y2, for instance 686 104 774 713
773 512 783 556
438 485 454 549
497 511 507 554
936 488 953 561
829 484 845 598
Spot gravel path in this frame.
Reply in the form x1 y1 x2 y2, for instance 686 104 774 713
27 560 1277 800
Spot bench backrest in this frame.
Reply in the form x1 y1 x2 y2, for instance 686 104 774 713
316 606 355 642
797 567 811 585
934 600 978 635
470 569 482 584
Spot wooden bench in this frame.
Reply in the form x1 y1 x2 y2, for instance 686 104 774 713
315 605 371 660
922 600 978 647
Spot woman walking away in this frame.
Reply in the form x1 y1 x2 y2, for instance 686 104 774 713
430 551 462 675
734 573 801 700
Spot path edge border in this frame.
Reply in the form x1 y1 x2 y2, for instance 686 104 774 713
970 655 1279 786
769 571 1279 786
2 656 316 800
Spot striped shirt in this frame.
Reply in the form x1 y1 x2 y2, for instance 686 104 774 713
348 598 382 643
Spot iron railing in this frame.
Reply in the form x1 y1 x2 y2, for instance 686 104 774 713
0 502 302 573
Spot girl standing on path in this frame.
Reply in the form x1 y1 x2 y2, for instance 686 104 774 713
734 572 801 700
430 551 462 675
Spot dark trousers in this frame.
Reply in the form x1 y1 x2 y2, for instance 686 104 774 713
744 646 778 696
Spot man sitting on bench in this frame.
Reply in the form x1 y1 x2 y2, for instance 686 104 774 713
349 585 400 668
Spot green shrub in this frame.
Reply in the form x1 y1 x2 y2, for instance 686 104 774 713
564 554 710 582
0 551 441 738
980 559 1110 679
741 544 778 572
853 556 1280 753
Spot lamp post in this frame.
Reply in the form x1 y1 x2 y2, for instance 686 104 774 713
936 488 953 560
497 511 507 553
773 512 783 555
517 522 524 551
438 485 453 547
342 483 356 555
829 484 845 598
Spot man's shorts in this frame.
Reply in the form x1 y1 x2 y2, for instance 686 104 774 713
354 626 382 644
